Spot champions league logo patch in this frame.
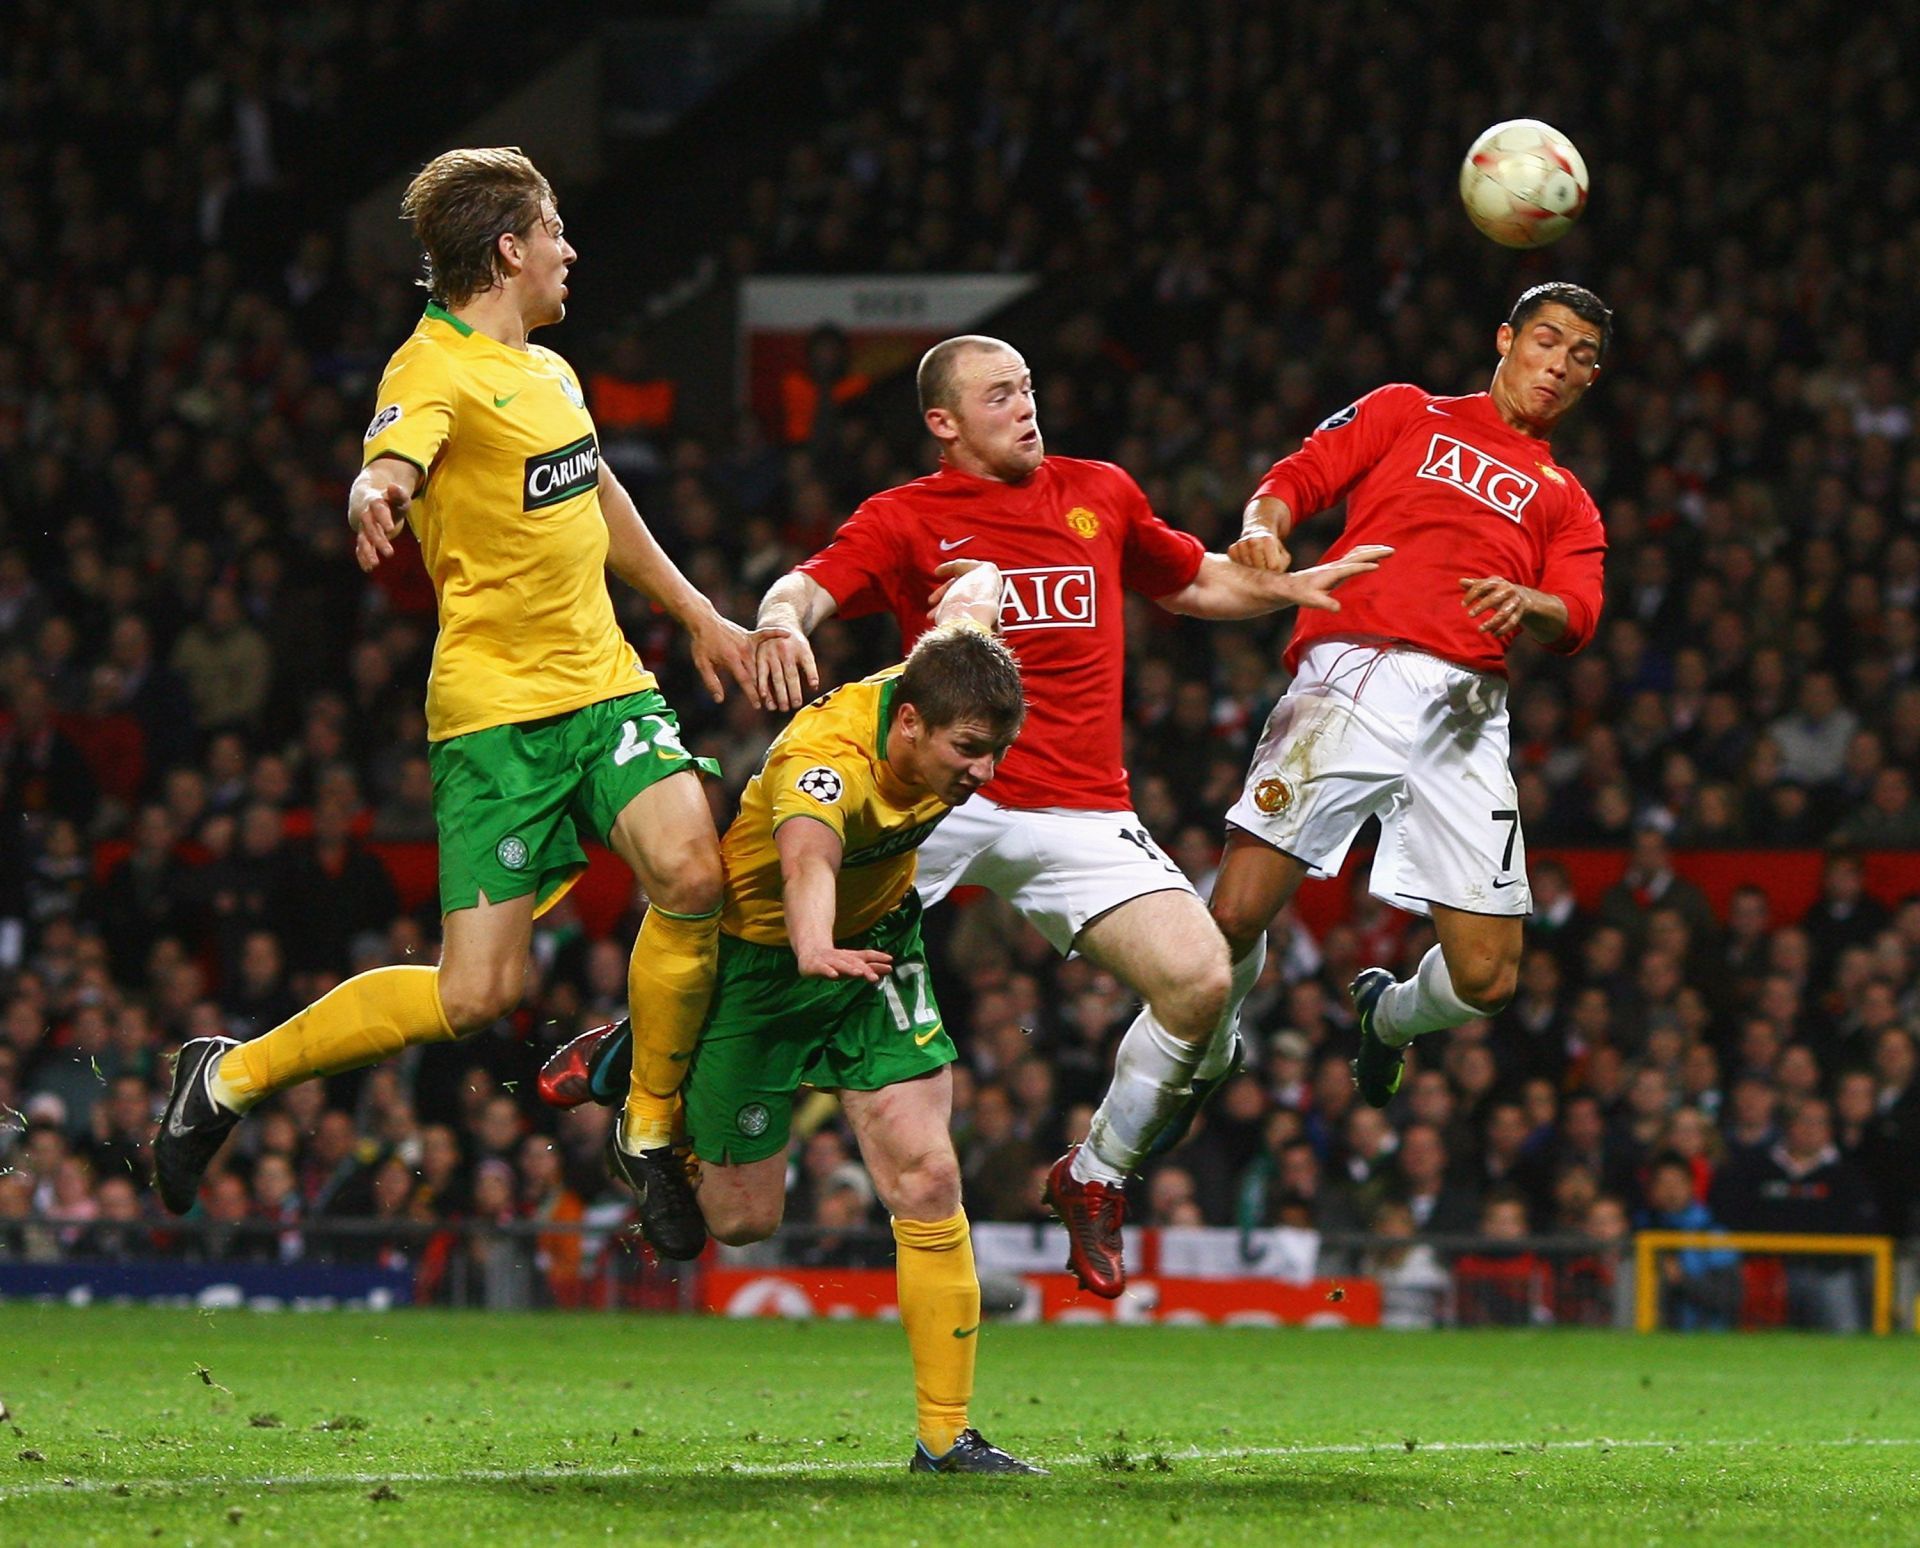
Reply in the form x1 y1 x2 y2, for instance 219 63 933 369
1252 777 1293 815
496 835 530 871
796 766 844 805
364 404 402 442
1316 403 1358 432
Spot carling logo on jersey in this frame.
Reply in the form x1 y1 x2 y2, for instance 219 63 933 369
524 435 600 511
1416 434 1538 522
998 566 1095 631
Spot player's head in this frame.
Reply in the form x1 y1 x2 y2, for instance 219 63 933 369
1491 281 1611 433
401 147 575 326
891 622 1025 805
917 336 1043 483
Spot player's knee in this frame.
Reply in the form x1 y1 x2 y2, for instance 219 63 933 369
705 1196 783 1247
436 969 524 1034
1151 951 1232 1043
1208 894 1269 956
884 1151 962 1221
1450 957 1517 1014
649 851 724 918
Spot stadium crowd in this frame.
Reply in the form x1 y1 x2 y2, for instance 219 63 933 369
1 0 1918 1326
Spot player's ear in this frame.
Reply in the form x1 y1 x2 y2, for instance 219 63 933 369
924 407 957 446
1495 322 1514 359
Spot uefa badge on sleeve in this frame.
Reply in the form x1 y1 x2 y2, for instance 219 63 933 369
796 767 844 805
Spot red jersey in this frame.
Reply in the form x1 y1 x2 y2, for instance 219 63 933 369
1254 386 1606 675
798 457 1205 811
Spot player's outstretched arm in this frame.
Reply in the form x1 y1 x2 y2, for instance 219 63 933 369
347 457 422 574
776 817 893 982
753 572 838 712
598 462 780 706
1157 545 1393 620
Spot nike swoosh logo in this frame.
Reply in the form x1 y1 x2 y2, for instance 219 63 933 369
1491 878 1520 889
951 1324 980 1339
1424 404 1449 416
914 1025 944 1047
494 391 521 408
938 536 974 551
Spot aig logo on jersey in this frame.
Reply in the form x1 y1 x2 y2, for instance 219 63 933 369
524 434 599 511
999 566 1095 632
1417 434 1538 522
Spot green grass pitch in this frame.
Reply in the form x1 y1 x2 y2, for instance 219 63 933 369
2 1308 1917 1545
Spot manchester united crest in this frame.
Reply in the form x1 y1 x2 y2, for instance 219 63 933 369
1064 506 1101 539
1252 776 1292 815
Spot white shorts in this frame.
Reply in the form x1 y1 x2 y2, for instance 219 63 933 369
1224 638 1530 918
913 794 1198 954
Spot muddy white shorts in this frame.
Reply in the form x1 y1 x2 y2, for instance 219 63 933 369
1224 637 1530 917
913 793 1198 954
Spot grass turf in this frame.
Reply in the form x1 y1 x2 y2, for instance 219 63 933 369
0 1308 1916 1545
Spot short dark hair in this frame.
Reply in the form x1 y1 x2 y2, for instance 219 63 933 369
1508 281 1613 361
916 335 1013 416
896 623 1025 742
401 147 555 308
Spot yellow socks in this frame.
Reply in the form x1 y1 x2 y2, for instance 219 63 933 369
893 1210 979 1456
622 905 720 1150
212 965 454 1110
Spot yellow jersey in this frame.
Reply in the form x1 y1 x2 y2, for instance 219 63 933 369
362 303 653 741
721 665 951 947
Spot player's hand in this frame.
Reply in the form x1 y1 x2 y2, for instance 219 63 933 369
754 624 819 713
687 611 786 708
927 558 990 610
1228 526 1291 572
350 483 410 573
1460 575 1535 639
796 946 894 982
1281 544 1393 611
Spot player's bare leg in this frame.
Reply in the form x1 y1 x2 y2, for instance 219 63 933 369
692 1152 788 1245
1046 890 1229 1297
601 770 725 1259
157 892 529 1215
1354 904 1521 1106
842 1071 1042 1475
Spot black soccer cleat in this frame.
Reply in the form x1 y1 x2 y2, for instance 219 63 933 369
1349 968 1404 1108
606 1132 708 1261
538 1019 632 1109
1145 1032 1245 1158
910 1428 1047 1476
153 1036 244 1215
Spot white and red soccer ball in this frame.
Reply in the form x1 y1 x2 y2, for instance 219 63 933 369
1459 119 1589 249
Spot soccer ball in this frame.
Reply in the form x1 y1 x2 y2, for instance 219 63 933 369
1459 120 1589 249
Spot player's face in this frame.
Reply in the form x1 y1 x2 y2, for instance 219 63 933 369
513 200 575 327
1492 302 1602 432
938 350 1043 481
903 711 1012 805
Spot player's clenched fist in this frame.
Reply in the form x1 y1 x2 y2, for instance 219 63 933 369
1228 527 1291 572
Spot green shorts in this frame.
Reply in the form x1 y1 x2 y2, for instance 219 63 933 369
427 689 719 917
685 894 956 1164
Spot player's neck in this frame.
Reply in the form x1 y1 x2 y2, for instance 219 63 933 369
1488 376 1555 439
449 291 538 352
942 448 1036 485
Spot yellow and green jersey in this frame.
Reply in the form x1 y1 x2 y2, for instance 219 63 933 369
721 665 950 947
362 303 653 741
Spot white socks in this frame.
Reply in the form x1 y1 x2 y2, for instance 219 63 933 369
1370 945 1476 1047
1196 934 1266 1081
1073 1010 1203 1184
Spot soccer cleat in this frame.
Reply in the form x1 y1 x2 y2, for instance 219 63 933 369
538 1019 632 1109
152 1036 244 1215
1349 968 1404 1108
1043 1147 1128 1300
1144 1032 1245 1157
910 1428 1047 1476
606 1132 708 1261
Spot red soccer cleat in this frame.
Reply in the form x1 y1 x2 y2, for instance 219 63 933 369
537 1020 625 1109
1043 1147 1129 1299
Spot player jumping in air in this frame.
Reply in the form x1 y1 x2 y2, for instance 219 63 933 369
542 336 1385 1299
686 575 1040 1473
152 148 771 1260
1164 281 1610 1119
